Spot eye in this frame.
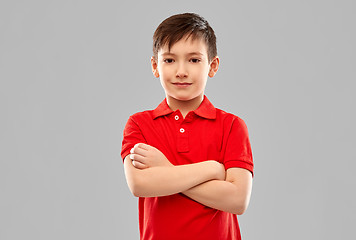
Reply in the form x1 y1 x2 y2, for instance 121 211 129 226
190 58 201 63
163 58 174 63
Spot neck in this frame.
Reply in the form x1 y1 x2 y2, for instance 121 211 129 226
166 94 204 118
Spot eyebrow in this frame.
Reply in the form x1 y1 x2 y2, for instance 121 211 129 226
160 52 204 57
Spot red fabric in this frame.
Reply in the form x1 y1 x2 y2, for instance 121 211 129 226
121 95 253 240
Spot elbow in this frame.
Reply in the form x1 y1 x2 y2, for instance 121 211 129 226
229 187 252 215
231 199 250 215
124 158 147 197
234 205 247 215
126 176 146 197
129 183 142 197
129 183 148 198
132 191 143 198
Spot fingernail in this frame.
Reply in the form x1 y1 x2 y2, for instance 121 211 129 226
130 148 134 153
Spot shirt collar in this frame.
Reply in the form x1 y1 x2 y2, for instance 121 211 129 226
152 95 216 120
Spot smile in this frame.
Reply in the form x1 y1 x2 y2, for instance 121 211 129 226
173 82 192 88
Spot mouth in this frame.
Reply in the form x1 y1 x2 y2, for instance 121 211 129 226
172 82 192 86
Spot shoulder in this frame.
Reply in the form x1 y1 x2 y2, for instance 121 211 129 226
123 110 155 133
215 107 247 128
128 109 154 123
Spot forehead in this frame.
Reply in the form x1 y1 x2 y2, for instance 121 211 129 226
158 35 208 56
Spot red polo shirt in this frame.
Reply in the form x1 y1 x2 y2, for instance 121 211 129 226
121 95 253 240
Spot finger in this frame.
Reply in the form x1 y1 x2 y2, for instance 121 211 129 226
129 153 146 163
135 143 150 151
131 146 148 157
132 160 147 169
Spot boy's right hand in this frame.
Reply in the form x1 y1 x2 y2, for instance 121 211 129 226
206 160 226 181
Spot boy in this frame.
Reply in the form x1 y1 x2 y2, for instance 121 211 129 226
121 13 253 240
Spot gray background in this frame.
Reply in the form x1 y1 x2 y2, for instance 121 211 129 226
1 0 355 239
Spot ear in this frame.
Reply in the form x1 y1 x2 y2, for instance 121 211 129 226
208 56 220 78
151 56 160 78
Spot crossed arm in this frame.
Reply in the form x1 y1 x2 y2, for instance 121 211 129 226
123 143 253 215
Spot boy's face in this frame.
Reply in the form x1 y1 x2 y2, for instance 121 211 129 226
151 36 219 105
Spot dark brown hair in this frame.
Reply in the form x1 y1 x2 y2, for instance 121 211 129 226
153 13 217 62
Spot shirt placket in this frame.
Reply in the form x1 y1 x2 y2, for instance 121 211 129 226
173 112 191 153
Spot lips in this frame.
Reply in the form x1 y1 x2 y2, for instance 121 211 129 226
173 82 192 86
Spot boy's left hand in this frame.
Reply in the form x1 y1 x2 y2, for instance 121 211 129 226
130 143 173 169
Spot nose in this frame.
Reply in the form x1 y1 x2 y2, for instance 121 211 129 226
176 62 188 78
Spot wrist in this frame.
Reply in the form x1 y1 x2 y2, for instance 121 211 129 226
205 160 225 180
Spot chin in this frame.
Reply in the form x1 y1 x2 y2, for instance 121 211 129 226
171 94 201 102
173 96 192 101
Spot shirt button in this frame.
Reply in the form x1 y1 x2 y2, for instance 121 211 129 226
175 115 179 120
180 128 185 133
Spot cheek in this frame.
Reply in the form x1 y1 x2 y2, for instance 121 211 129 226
158 67 173 79
159 76 172 90
192 67 209 80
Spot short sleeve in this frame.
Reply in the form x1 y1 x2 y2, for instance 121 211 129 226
223 117 254 176
120 116 147 162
